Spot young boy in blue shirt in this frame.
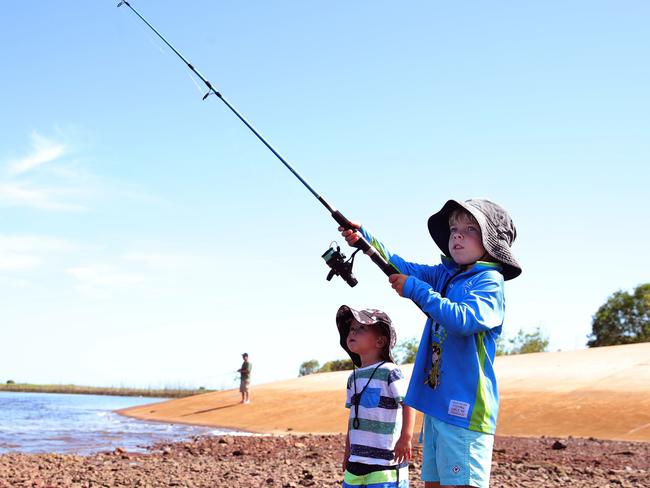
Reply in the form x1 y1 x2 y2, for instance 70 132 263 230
336 305 415 488
340 198 522 488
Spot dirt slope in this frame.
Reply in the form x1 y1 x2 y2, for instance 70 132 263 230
119 343 650 441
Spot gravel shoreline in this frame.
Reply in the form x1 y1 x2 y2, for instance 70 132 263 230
1 434 648 487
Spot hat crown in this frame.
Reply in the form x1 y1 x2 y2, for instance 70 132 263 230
466 199 517 246
428 198 522 281
336 305 397 367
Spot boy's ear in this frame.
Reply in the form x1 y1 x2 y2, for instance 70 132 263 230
376 335 388 348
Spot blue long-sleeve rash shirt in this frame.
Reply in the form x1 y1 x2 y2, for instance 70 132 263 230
360 227 505 434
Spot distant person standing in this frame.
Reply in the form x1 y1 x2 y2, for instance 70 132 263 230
237 353 252 404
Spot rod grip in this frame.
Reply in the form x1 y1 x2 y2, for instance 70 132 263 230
330 210 399 277
331 210 353 230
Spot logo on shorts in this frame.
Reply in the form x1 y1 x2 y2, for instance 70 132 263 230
451 465 462 474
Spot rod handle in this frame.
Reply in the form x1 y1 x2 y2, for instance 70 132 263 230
330 211 400 277
330 209 354 230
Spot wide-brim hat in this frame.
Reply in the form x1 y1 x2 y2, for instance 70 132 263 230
336 305 397 367
427 199 522 281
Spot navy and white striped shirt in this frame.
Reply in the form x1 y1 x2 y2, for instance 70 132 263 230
345 362 407 465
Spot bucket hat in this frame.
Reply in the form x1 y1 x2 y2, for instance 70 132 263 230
336 305 397 367
427 198 522 281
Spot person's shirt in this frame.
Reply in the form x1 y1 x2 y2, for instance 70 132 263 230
240 361 251 379
345 361 407 466
359 226 505 434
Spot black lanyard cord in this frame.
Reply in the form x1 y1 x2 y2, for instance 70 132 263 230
352 361 385 429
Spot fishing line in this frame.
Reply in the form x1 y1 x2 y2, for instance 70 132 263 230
118 4 205 97
117 1 401 286
117 3 167 56
186 71 205 96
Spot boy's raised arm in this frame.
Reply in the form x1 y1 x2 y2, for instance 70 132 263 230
339 223 439 282
404 272 505 335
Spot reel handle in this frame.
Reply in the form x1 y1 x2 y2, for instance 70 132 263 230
331 210 400 277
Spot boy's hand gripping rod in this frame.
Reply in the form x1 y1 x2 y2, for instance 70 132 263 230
117 1 400 279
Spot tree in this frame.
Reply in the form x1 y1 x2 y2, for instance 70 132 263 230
497 327 549 355
394 338 419 364
298 359 320 377
587 283 650 347
495 336 509 356
510 327 549 354
319 359 354 372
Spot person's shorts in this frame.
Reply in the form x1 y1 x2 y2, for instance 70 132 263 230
421 415 494 488
239 378 250 393
343 461 408 487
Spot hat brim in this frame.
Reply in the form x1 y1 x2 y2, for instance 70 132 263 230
336 306 395 367
427 199 522 281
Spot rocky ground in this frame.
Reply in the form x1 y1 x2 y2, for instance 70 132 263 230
1 434 648 487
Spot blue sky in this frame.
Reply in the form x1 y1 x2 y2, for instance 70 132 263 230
1 1 648 389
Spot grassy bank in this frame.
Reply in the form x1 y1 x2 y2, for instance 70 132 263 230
0 383 213 398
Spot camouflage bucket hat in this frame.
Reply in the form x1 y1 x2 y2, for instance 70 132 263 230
335 305 397 367
427 198 522 281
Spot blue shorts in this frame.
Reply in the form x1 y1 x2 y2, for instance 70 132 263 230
421 415 494 487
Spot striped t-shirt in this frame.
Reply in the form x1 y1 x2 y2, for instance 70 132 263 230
345 361 407 466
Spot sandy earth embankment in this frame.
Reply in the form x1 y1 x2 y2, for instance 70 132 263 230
119 343 650 441
2 343 649 487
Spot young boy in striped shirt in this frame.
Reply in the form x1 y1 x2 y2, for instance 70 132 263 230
337 305 416 488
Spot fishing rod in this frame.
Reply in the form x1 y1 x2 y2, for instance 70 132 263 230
117 1 400 287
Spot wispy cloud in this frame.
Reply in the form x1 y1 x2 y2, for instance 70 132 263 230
0 276 30 288
7 133 65 175
122 251 212 270
65 249 217 299
0 254 40 271
68 265 146 287
0 131 90 211
0 234 83 271
0 182 86 211
67 263 147 300
1 130 158 213
68 251 207 289
0 235 81 253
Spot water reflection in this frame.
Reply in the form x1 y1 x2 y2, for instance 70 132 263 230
0 391 229 455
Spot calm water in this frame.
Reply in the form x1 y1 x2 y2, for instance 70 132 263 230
0 391 230 455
